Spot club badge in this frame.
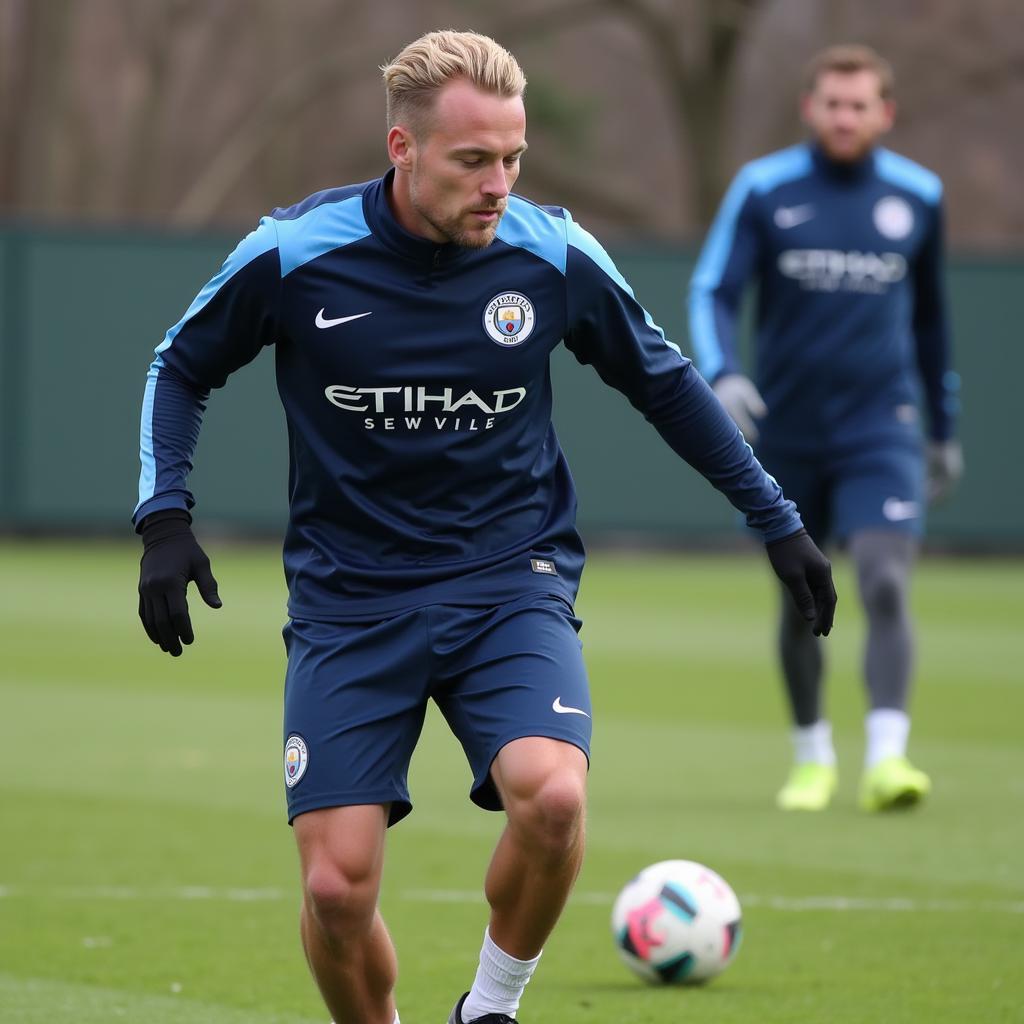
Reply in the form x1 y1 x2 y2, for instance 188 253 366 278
483 292 536 347
284 734 308 788
873 196 914 240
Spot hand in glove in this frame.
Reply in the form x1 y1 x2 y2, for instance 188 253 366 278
766 529 837 637
138 509 221 656
712 374 768 443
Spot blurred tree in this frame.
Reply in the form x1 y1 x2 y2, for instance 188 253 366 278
0 0 1020 246
170 25 367 225
606 0 762 225
0 0 75 209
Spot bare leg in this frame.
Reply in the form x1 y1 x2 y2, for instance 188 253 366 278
486 737 588 957
456 737 588 1022
293 804 396 1024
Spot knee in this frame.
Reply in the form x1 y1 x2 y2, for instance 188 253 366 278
861 564 906 618
303 855 378 939
507 772 586 859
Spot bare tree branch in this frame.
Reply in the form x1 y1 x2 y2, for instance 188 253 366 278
170 49 368 225
607 0 763 225
15 0 75 210
0 0 32 206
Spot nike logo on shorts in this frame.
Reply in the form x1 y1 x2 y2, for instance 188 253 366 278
552 696 590 717
882 497 920 522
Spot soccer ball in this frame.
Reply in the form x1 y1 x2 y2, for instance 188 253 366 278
611 859 742 984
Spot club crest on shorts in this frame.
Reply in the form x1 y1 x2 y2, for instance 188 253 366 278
284 734 308 788
483 292 535 346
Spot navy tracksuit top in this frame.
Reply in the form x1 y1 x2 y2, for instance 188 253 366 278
135 170 801 618
689 143 958 455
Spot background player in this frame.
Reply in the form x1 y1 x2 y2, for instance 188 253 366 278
689 44 962 813
135 30 835 1024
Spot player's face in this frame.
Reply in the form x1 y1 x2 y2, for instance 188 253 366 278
389 79 527 248
802 70 894 162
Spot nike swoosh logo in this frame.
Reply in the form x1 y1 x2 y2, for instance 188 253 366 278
552 697 590 717
315 309 373 329
774 205 815 229
882 497 920 522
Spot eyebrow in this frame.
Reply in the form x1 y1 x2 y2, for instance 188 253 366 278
450 142 529 158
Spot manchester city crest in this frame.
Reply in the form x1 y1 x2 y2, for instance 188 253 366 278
873 196 914 240
483 291 536 346
284 734 308 788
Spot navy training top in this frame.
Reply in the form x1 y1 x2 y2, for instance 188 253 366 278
689 142 959 454
134 170 802 619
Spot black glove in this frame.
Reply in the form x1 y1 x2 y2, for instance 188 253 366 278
138 509 221 656
766 529 836 637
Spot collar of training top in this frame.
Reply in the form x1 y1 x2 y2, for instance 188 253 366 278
809 141 877 184
363 168 479 268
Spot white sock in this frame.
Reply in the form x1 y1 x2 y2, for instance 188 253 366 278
460 929 541 1021
792 720 836 766
865 708 910 768
394 1013 400 1024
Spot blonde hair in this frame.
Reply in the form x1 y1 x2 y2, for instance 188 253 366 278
381 30 526 135
804 44 895 100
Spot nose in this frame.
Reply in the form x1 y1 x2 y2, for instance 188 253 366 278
832 103 859 130
481 162 510 200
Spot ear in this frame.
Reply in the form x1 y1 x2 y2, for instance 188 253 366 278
799 92 814 128
878 99 896 134
388 125 415 171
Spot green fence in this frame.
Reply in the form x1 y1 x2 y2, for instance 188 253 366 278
1 222 1020 546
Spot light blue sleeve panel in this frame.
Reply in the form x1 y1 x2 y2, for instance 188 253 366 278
562 209 802 542
134 217 283 524
564 211 683 356
156 218 278 361
875 148 943 205
275 195 371 277
496 196 569 275
688 145 812 381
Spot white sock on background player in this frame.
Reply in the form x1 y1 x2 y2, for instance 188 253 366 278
864 708 910 768
792 719 836 765
461 929 540 1021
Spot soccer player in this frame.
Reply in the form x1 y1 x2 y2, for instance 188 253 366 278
689 44 962 814
135 30 835 1024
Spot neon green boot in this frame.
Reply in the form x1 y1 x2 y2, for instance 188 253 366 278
776 762 838 811
859 755 931 811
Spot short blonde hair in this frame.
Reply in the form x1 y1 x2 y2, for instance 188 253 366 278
804 44 895 100
381 30 527 135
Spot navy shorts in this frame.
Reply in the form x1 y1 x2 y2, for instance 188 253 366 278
758 438 926 546
281 593 591 826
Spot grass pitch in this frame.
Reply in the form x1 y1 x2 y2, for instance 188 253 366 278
1 540 1021 1023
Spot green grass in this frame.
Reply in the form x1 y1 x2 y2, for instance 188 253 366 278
1 540 1022 1023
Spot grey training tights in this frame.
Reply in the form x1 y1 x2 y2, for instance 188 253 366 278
778 529 917 727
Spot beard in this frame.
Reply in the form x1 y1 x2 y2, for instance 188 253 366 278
409 179 506 249
446 218 501 249
819 130 873 163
